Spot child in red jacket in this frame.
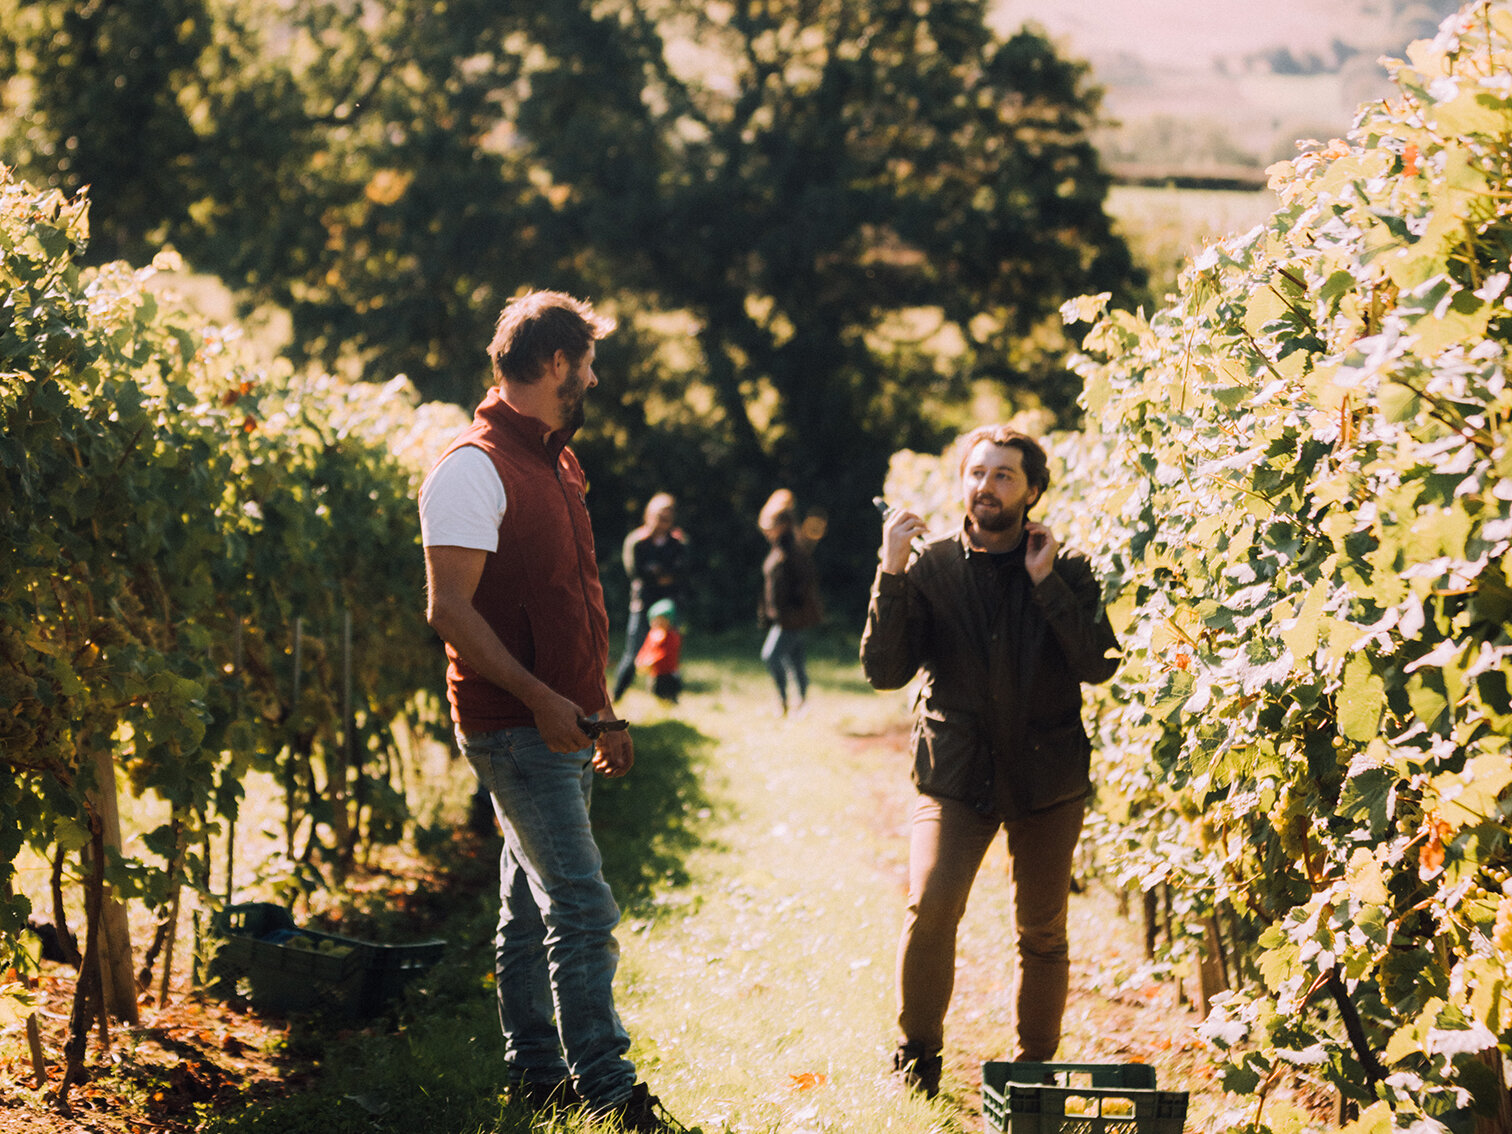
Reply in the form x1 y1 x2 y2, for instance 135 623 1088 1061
635 598 683 703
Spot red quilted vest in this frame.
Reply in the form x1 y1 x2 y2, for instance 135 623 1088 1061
427 388 610 733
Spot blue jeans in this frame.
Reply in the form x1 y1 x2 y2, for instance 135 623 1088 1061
611 608 648 699
459 727 636 1107
761 624 808 708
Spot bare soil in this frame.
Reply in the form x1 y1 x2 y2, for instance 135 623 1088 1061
1 837 494 1134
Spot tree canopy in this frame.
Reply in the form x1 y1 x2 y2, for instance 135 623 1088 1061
0 0 1144 623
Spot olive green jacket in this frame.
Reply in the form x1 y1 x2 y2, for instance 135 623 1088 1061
860 525 1119 820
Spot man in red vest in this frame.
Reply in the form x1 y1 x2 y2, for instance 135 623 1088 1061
420 290 681 1132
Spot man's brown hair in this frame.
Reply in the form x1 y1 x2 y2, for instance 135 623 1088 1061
488 290 617 385
958 425 1050 497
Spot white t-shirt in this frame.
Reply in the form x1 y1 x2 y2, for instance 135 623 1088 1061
419 446 506 551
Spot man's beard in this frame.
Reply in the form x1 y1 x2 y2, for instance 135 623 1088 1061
557 376 586 432
970 495 1020 532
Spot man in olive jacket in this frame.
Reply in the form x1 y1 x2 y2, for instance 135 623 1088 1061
860 425 1119 1098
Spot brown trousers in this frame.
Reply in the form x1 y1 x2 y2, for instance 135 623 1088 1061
897 792 1085 1062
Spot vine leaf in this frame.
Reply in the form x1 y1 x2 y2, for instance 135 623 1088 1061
1337 654 1385 742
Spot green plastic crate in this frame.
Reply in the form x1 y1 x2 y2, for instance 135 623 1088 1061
209 902 444 1020
983 1062 1187 1134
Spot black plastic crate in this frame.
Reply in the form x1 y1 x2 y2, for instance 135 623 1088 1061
360 936 447 1009
209 902 443 1020
983 1062 1188 1134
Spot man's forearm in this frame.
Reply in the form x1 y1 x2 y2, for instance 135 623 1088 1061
430 595 605 752
429 598 556 712
860 570 920 690
1033 571 1120 684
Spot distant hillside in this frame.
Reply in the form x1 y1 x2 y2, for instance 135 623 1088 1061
990 0 1464 178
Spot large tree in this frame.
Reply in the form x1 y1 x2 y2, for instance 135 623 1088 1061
0 0 214 265
0 0 1144 621
425 0 1146 603
537 0 1145 591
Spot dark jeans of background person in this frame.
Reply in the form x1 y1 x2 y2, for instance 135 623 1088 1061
611 608 648 700
897 792 1084 1062
761 624 808 711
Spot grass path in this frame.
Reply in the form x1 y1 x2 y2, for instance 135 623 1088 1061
589 639 1222 1133
1 635 1230 1134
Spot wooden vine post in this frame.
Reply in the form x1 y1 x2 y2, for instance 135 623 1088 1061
86 741 139 1027
330 609 354 875
285 617 303 860
1195 915 1230 1018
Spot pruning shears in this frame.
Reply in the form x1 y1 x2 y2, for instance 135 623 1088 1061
577 716 630 740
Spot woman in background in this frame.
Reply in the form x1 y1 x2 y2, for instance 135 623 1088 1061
757 489 822 716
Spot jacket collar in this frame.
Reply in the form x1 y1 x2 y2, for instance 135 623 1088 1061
475 385 576 461
958 519 1026 560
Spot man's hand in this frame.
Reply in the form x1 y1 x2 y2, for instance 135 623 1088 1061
592 729 634 777
427 545 596 751
881 510 927 575
531 690 593 753
1024 520 1060 585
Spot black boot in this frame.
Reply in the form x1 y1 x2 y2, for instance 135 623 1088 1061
587 1082 688 1131
892 1043 942 1099
505 1075 580 1113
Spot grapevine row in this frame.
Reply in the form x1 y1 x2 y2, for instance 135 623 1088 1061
0 166 466 1095
887 4 1512 1128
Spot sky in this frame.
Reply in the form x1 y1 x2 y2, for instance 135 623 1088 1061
983 0 1457 167
988 0 1406 70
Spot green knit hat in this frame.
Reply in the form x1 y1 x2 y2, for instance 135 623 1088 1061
647 598 679 625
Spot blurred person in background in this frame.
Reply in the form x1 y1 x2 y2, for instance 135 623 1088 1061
757 489 822 716
635 597 684 704
611 493 689 701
